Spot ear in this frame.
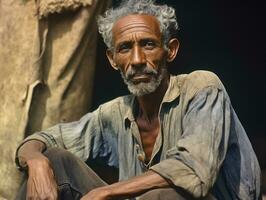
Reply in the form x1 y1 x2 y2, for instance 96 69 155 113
166 38 180 62
106 49 118 70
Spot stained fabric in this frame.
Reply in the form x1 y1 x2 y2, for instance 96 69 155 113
16 71 261 199
0 0 111 199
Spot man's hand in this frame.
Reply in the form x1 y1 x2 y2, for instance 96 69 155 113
26 153 58 200
81 187 111 200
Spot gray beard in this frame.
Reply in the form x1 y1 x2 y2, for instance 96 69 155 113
120 65 167 97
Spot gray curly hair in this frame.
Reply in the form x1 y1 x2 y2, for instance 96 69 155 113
97 0 179 50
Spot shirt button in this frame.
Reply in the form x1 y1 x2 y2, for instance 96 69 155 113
137 153 145 162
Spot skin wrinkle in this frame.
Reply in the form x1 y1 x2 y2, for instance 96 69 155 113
113 15 162 48
116 23 155 34
115 33 162 54
113 15 161 34
109 15 167 97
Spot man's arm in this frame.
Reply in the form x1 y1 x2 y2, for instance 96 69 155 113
17 140 58 200
150 84 231 198
15 112 95 169
15 112 92 200
15 110 107 199
17 140 46 169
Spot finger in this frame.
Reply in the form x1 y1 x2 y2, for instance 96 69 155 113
26 179 38 200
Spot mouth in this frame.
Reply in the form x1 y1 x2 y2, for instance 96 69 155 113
130 74 153 84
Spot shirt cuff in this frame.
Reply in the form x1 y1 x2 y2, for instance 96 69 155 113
15 132 56 170
150 159 204 198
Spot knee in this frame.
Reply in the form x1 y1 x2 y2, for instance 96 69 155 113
44 147 67 157
141 189 161 198
43 147 76 165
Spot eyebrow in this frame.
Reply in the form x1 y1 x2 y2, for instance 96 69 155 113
116 41 132 48
116 37 159 47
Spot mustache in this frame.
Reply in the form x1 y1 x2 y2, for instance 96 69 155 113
125 66 158 80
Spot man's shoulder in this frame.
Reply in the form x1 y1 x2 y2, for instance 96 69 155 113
177 70 224 92
172 70 225 101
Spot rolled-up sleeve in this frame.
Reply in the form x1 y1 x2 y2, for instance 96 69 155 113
16 109 104 163
151 86 231 198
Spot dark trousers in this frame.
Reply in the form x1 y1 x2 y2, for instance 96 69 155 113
16 147 212 200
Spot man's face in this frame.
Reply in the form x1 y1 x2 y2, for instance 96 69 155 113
108 14 168 96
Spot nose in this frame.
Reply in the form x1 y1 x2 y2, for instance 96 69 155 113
130 45 146 67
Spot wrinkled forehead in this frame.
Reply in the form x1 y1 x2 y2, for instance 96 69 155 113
112 14 162 42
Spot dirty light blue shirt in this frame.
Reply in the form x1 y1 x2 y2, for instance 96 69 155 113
17 71 261 199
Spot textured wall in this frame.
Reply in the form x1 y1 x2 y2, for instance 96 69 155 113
0 0 110 199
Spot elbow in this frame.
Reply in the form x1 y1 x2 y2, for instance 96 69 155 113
190 181 211 199
173 174 212 198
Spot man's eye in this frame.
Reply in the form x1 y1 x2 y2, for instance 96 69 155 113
143 41 156 49
118 44 131 53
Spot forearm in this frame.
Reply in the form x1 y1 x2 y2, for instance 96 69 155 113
17 140 46 168
100 170 170 199
16 140 58 199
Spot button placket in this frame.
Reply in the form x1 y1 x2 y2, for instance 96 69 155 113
146 105 164 168
130 122 148 170
135 144 149 170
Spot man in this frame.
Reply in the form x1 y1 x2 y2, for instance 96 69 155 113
15 0 261 199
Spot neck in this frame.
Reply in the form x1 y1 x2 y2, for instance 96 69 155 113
136 74 170 121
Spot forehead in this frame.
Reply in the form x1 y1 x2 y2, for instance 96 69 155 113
112 14 162 44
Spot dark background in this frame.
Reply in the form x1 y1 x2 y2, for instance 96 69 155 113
92 1 266 169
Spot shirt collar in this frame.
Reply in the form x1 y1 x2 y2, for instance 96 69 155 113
161 74 181 103
124 96 137 124
123 75 181 124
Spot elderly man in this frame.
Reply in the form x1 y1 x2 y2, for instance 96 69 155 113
15 0 261 199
